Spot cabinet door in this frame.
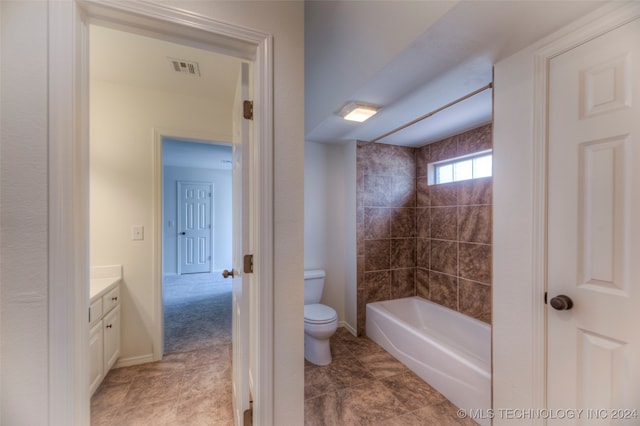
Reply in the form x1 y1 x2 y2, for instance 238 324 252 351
89 321 104 396
103 305 120 371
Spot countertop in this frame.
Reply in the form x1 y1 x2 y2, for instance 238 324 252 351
90 265 122 302
90 276 121 301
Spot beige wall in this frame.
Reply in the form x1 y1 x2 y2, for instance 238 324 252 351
0 2 50 424
90 79 228 362
304 140 358 332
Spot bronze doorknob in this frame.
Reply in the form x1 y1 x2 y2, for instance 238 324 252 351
550 294 573 311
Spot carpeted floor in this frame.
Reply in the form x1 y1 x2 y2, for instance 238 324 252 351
163 272 232 354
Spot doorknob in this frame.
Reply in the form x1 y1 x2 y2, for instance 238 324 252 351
222 269 234 279
179 232 186 235
550 294 573 311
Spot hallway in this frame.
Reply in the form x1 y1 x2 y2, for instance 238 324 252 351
91 273 233 425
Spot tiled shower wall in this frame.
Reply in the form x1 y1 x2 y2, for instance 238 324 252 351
356 124 493 336
356 142 417 335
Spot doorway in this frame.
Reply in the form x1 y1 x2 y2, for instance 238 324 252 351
49 2 275 423
161 138 233 355
88 20 248 425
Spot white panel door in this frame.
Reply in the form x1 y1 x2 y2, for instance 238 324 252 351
231 61 252 424
548 19 640 421
178 181 213 274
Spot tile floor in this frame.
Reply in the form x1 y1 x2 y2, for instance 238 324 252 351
304 328 477 426
91 343 234 426
92 272 474 425
91 272 234 426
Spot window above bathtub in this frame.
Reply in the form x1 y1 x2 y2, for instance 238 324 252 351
428 150 492 185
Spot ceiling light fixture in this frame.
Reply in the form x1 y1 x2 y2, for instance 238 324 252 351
339 102 381 122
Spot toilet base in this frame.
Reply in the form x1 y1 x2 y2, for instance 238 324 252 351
304 333 332 366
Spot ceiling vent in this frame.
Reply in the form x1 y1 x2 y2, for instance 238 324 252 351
168 57 201 76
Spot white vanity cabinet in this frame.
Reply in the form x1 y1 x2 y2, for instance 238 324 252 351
89 274 121 396
88 318 104 395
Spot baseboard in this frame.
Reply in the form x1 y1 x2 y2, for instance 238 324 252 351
114 354 154 369
339 321 357 336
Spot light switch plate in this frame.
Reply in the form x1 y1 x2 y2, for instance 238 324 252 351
132 225 144 240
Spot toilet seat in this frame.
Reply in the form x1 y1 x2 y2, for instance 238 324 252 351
304 304 337 325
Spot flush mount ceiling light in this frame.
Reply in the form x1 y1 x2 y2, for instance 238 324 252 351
339 102 381 122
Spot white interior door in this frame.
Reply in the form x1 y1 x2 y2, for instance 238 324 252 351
177 181 213 274
548 19 640 420
230 61 252 424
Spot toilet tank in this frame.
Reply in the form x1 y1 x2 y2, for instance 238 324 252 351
304 269 326 305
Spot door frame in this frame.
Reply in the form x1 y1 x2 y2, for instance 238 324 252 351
530 1 640 416
48 1 274 424
152 129 232 361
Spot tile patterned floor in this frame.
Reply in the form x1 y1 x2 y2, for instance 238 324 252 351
91 273 234 426
92 272 475 425
304 328 478 426
91 343 233 426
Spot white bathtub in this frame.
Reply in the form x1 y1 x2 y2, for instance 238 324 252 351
366 296 491 425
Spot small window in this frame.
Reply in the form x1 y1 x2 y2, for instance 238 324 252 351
429 150 492 185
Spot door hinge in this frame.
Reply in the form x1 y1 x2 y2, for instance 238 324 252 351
243 100 253 120
243 254 254 274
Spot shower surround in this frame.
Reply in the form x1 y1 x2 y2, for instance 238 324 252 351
356 124 492 336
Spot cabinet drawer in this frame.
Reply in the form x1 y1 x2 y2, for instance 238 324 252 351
102 285 120 313
89 298 103 326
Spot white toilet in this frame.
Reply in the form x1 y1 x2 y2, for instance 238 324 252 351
304 269 338 365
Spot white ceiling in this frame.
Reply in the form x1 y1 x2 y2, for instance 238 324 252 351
305 0 607 147
90 24 242 102
91 1 608 149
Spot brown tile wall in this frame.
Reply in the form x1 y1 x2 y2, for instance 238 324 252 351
356 142 416 335
356 124 492 335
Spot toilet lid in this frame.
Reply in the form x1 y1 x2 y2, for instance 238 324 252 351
304 304 337 324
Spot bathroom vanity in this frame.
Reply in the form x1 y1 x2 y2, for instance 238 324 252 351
89 265 122 396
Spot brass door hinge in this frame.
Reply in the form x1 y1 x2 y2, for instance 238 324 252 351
243 100 253 120
243 254 254 274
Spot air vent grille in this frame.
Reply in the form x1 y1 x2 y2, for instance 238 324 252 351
168 57 200 76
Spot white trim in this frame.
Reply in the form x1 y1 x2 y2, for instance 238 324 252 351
339 321 357 337
154 127 232 145
48 1 90 424
531 1 640 416
253 33 275 426
114 354 155 369
50 1 275 424
152 129 164 362
530 51 548 421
